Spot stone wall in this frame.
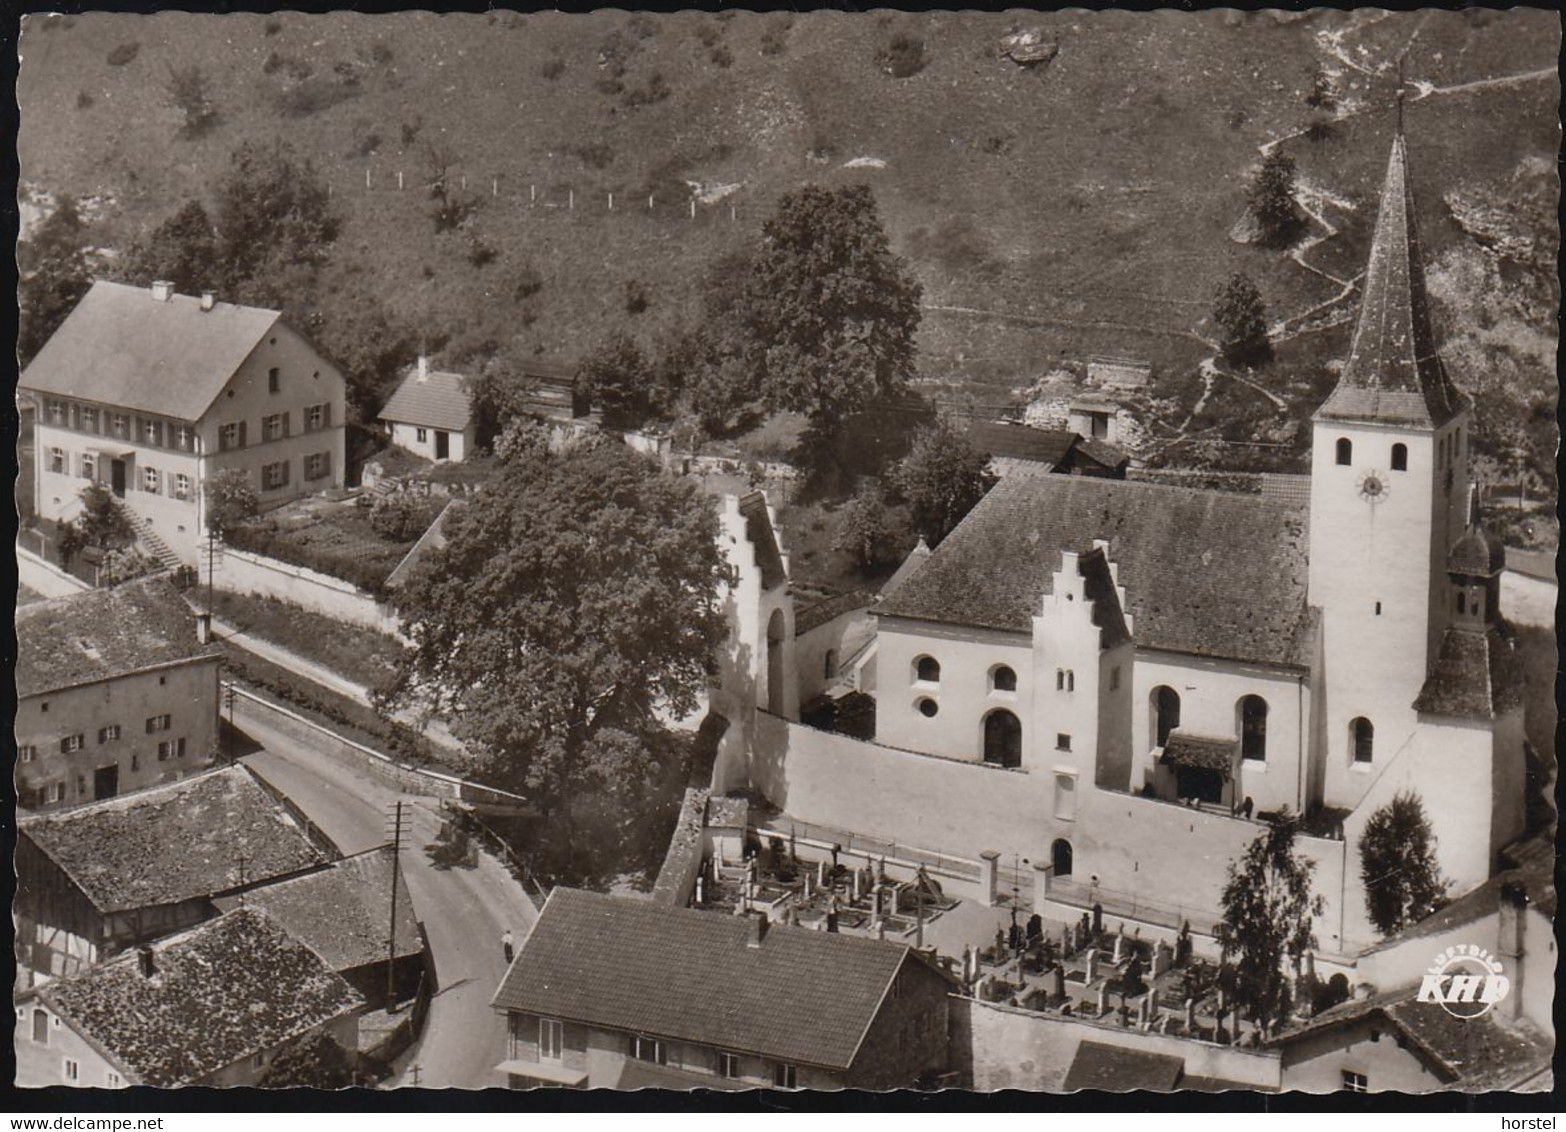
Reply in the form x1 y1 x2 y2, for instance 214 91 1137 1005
205 545 401 638
17 545 91 598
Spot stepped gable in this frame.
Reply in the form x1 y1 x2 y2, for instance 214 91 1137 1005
875 474 1314 670
1316 130 1466 429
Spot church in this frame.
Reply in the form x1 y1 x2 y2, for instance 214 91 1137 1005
710 122 1531 963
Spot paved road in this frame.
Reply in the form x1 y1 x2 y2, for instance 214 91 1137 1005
237 704 536 1090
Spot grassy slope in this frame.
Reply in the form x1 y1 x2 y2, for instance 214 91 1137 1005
18 10 1559 457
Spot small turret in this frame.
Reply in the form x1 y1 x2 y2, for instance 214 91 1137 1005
1446 484 1504 630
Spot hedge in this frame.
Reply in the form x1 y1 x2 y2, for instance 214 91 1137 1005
223 524 396 598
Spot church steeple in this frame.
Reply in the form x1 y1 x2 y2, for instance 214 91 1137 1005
1316 124 1466 428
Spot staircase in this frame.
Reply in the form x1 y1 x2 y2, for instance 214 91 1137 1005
119 505 183 572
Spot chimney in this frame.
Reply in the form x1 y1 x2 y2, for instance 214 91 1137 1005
200 291 215 312
746 913 769 949
195 612 211 645
416 356 430 383
151 281 174 303
136 946 156 979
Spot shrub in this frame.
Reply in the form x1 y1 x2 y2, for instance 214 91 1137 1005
368 41 394 66
272 76 358 118
262 51 284 75
76 91 94 110
224 523 398 597
541 55 565 80
352 131 382 157
628 14 658 39
106 42 140 66
695 22 720 48
760 27 788 57
263 18 282 36
513 264 544 301
467 235 497 267
624 279 649 315
371 491 440 542
620 72 670 108
710 45 733 69
401 116 422 145
879 33 926 77
570 141 614 170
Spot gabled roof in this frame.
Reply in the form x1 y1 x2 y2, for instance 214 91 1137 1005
1062 1041 1184 1092
491 889 940 1071
37 907 362 1086
213 847 420 972
20 766 327 914
1076 436 1131 471
1316 131 1466 429
15 574 219 699
794 590 873 636
18 280 283 421
878 536 931 602
966 421 1078 467
875 474 1315 669
1412 623 1525 721
379 365 473 432
1161 732 1238 778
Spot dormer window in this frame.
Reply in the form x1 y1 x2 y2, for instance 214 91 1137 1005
1390 443 1407 472
1335 438 1352 465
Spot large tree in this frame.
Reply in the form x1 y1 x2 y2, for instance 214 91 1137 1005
212 141 339 297
18 195 92 366
833 478 903 571
576 332 663 431
1216 816 1324 1034
1359 791 1448 937
122 200 220 294
741 184 922 435
386 427 729 812
891 419 996 545
1212 272 1273 369
1249 150 1304 248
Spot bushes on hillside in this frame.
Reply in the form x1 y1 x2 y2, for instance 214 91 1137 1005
106 42 140 66
878 34 927 78
371 492 441 542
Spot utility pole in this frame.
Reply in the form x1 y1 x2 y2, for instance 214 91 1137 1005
387 800 405 1011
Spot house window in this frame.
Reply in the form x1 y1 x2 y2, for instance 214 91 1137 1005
1056 669 1064 691
174 426 193 451
219 422 242 451
772 1062 797 1090
146 714 172 734
174 474 192 501
157 738 186 761
1239 695 1268 762
991 665 1017 693
1065 670 1075 692
914 656 940 685
1390 443 1407 472
251 1052 267 1071
1341 1070 1368 1093
305 452 331 481
112 413 130 439
1455 427 1462 456
264 412 289 441
1351 718 1374 764
143 467 160 494
49 447 65 474
916 697 939 719
46 783 65 804
131 754 140 772
106 1072 122 1089
1054 773 1077 821
81 406 99 433
1056 733 1072 752
539 1018 563 1062
305 403 328 432
268 367 281 394
32 1009 48 1044
46 399 65 425
1335 438 1352 465
80 453 95 481
143 418 163 446
717 1052 741 1079
263 461 290 490
63 1059 79 1083
1110 666 1121 691
416 427 429 443
19 745 36 763
60 734 84 754
632 1035 666 1065
98 725 120 744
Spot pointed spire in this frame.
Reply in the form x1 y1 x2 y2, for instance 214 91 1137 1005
1316 120 1466 428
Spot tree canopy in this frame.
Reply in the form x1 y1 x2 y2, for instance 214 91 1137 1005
18 195 92 366
891 419 996 545
833 478 904 571
1216 816 1324 1034
1358 791 1448 937
1249 151 1304 249
741 184 922 430
1213 272 1273 369
576 332 664 431
203 467 260 541
386 427 729 809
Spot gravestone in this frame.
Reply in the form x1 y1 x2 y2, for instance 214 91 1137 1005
1096 984 1108 1017
1185 998 1196 1032
1092 903 1103 935
1113 926 1126 965
1085 948 1098 982
1052 965 1066 1002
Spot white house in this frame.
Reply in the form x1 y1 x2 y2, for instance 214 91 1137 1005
377 357 476 463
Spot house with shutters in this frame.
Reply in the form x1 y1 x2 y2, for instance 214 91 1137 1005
491 888 953 1090
19 279 347 566
15 574 221 812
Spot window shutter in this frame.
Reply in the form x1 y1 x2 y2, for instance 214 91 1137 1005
282 459 291 486
325 449 333 480
238 420 248 448
283 411 291 438
323 402 332 428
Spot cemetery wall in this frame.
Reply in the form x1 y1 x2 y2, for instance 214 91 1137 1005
17 546 91 598
951 996 1282 1091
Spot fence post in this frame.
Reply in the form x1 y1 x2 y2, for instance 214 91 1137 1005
648 194 654 210
607 192 613 211
397 170 404 191
530 183 536 205
492 176 498 197
690 198 696 220
568 189 574 211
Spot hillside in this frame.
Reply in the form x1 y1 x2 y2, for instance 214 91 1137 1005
17 8 1560 482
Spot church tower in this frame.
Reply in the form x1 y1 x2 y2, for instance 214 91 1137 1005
1307 117 1473 811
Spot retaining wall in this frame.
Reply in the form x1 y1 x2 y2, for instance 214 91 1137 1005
17 546 91 598
205 546 401 638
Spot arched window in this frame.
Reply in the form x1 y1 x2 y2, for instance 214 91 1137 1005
1335 438 1352 466
1239 695 1268 762
1056 669 1065 691
982 709 1022 768
1065 670 1075 692
1051 838 1074 877
991 665 1017 693
1351 717 1374 764
824 649 838 681
914 656 940 685
1391 443 1407 472
1457 592 1467 615
1152 686 1181 748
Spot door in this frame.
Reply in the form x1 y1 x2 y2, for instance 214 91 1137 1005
93 763 119 801
110 460 126 498
1175 765 1223 805
983 710 1022 768
435 430 451 460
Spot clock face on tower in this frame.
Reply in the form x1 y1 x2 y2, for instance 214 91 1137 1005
1357 469 1390 504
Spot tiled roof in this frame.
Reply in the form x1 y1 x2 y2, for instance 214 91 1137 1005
1316 133 1465 428
1448 527 1506 577
794 590 873 636
18 280 283 421
966 421 1078 466
491 889 924 1070
1412 624 1525 721
612 1060 750 1091
20 766 327 914
739 491 787 591
38 908 362 1086
877 537 931 602
1075 436 1131 470
1062 1041 1184 1092
875 474 1314 669
1161 732 1238 778
15 575 219 699
213 847 421 972
378 366 473 432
